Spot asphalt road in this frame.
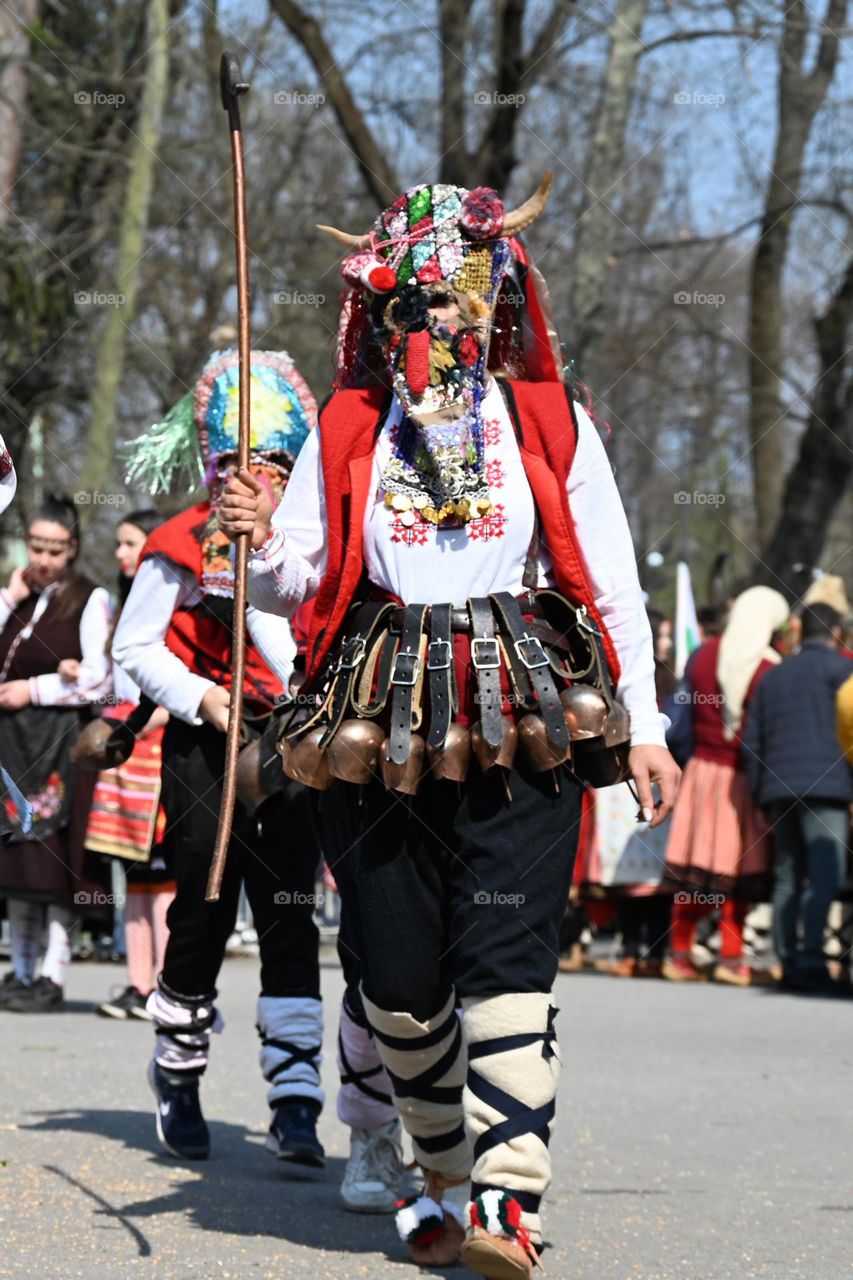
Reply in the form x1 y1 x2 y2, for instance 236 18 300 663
0 958 850 1280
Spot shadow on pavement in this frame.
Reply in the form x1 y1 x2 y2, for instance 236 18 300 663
22 1107 456 1271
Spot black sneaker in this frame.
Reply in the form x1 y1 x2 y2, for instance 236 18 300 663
0 973 31 1009
147 1061 210 1159
265 1098 325 1168
5 976 65 1013
97 986 152 1020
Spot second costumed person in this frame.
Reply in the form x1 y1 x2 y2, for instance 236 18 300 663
220 176 680 1275
114 342 325 1165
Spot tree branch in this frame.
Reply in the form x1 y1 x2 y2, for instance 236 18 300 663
268 0 399 204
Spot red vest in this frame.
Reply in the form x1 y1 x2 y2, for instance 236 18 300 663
688 636 772 770
142 504 283 713
305 380 622 686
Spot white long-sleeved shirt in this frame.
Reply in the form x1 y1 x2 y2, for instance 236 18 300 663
247 380 665 747
113 555 296 725
0 583 112 707
0 434 15 516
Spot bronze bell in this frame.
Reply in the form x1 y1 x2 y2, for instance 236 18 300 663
560 685 609 740
70 718 134 771
381 733 426 794
517 713 571 772
326 719 384 785
426 721 472 783
602 698 631 747
471 716 518 771
280 726 334 790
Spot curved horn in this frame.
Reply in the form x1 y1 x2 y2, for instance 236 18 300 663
316 223 370 249
502 171 553 236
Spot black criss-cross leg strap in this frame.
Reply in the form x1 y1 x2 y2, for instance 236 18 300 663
427 603 457 751
388 603 428 765
492 591 568 753
260 1034 323 1083
337 1030 393 1107
467 596 504 749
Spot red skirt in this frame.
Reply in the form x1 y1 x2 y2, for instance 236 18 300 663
664 755 771 900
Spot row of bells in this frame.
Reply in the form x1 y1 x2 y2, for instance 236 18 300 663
278 684 630 794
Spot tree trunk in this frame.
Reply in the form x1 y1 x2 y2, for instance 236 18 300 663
746 0 846 543
569 0 647 366
78 0 170 503
0 0 40 222
756 254 853 599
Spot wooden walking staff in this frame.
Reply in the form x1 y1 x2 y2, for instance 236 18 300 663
206 52 252 902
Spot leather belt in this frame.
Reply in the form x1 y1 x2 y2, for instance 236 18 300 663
467 596 503 748
492 591 568 753
388 603 428 765
427 603 456 750
390 605 471 634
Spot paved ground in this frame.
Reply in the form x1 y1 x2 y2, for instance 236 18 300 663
0 957 850 1280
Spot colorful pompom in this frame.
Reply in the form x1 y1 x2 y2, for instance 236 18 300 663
394 1195 445 1246
467 1190 530 1250
460 186 505 239
367 265 398 292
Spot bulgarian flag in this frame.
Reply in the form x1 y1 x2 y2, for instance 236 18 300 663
675 561 700 676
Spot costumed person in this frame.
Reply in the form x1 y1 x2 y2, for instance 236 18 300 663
0 495 112 1012
220 174 679 1276
82 509 174 1020
664 586 790 986
114 343 326 1165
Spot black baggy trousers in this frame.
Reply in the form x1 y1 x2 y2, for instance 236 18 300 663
159 718 320 1000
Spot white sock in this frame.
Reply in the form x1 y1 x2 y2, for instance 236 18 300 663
8 898 42 983
41 905 76 987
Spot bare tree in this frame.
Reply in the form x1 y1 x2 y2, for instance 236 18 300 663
746 0 846 543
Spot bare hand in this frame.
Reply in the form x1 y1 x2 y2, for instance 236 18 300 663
0 679 32 710
199 685 231 733
7 567 31 605
58 658 80 682
218 467 274 550
628 744 681 828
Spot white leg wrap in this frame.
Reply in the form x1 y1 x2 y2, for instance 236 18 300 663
257 995 324 1108
147 983 223 1075
462 992 561 1244
362 989 471 1183
336 1000 396 1128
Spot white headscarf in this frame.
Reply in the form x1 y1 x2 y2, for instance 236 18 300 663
717 586 789 739
0 435 15 516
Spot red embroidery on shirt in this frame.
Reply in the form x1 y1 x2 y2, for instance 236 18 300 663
466 503 508 542
482 416 503 448
485 458 505 489
389 512 431 546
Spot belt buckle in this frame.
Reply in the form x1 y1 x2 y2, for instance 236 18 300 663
575 605 601 638
391 648 421 686
471 637 501 670
337 635 367 670
427 639 452 671
515 633 549 670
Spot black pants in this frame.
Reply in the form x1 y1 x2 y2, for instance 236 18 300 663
159 719 320 1000
617 893 672 960
317 762 582 1023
